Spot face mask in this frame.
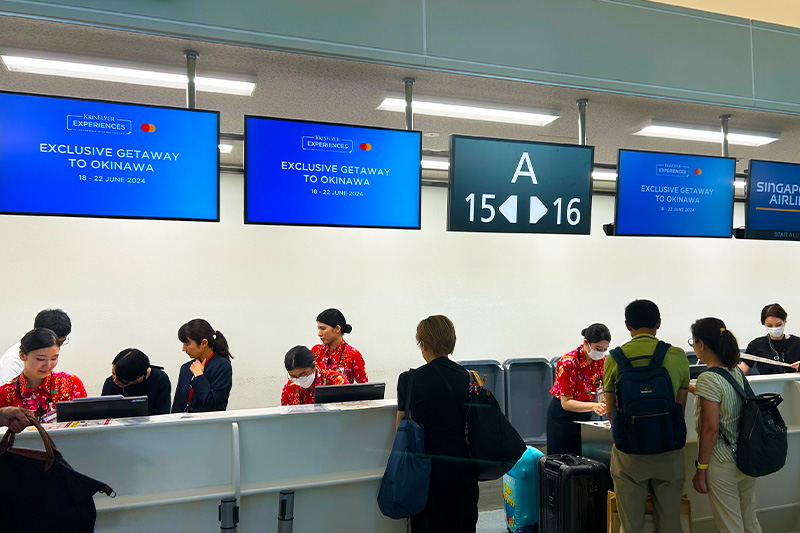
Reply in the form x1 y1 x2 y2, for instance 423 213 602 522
291 371 316 389
766 325 785 338
585 344 606 361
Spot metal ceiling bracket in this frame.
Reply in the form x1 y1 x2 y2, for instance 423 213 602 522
720 114 731 157
184 49 199 110
577 98 588 146
403 77 415 131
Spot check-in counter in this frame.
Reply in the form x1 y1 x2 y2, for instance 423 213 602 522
581 373 800 533
12 401 406 533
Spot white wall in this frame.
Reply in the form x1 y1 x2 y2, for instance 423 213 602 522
0 176 792 409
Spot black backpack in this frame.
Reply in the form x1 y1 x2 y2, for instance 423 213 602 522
707 367 787 477
609 341 686 455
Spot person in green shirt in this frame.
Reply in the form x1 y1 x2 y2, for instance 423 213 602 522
604 299 690 533
691 317 762 533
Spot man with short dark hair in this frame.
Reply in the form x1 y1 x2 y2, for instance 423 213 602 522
604 299 690 533
0 309 72 383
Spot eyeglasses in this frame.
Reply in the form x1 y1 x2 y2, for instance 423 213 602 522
687 338 695 347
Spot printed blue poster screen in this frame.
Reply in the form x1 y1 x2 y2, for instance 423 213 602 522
245 116 421 228
746 160 800 241
0 91 219 221
615 149 735 237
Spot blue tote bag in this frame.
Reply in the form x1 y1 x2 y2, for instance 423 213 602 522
377 371 431 519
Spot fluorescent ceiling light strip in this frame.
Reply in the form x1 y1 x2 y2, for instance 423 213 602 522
421 159 450 171
734 181 746 189
377 94 559 126
592 170 618 181
1 55 255 96
634 121 779 147
218 144 234 153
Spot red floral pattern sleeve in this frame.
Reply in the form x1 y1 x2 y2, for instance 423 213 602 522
280 367 347 406
0 372 88 419
549 347 604 402
313 342 368 384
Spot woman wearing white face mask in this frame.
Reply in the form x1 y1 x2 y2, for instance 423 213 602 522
546 323 610 455
280 345 346 405
740 303 800 375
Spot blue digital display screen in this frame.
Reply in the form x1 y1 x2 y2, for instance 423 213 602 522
746 160 800 241
615 149 735 237
245 116 421 228
0 91 219 221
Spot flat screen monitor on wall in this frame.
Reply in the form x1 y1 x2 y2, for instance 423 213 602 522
0 91 220 221
745 160 800 241
615 149 735 237
245 116 421 228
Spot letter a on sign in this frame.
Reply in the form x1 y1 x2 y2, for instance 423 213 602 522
511 152 537 185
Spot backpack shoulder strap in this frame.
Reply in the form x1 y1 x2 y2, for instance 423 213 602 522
648 341 671 367
404 370 415 419
609 347 632 369
707 367 748 400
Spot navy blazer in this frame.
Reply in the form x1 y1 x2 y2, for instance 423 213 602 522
171 354 232 413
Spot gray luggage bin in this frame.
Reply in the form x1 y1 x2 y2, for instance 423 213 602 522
503 358 554 445
457 359 505 414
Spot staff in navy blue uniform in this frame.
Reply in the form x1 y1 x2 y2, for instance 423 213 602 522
171 319 233 413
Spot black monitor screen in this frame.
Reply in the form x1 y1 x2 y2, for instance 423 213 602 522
56 395 148 422
313 382 386 404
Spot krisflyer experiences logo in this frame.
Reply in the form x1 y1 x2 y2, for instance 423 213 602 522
67 113 132 135
655 163 701 177
140 123 157 133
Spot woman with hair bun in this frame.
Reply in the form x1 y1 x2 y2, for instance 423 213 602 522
740 303 800 375
0 328 86 422
312 308 368 384
690 317 762 532
171 319 233 413
546 323 611 455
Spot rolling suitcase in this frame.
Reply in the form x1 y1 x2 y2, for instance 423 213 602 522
537 454 611 533
504 446 544 532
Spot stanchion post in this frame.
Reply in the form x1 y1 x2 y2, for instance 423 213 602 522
277 489 295 533
219 497 239 532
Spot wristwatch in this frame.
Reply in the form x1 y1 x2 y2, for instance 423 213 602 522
694 460 708 470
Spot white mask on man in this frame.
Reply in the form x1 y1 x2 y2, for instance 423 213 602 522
291 371 316 389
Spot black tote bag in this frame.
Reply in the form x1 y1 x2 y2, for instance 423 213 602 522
0 419 115 532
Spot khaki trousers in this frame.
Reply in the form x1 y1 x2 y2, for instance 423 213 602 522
705 457 762 533
610 446 685 533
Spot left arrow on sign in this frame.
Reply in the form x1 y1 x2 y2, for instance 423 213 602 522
499 195 518 223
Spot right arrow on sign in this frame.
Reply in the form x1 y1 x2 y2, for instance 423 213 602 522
530 196 548 224
499 195 518 223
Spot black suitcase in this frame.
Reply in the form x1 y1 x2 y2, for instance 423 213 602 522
537 454 611 533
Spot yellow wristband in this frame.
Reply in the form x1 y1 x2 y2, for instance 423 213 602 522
695 461 709 470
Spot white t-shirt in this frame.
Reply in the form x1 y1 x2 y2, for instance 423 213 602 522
0 342 23 384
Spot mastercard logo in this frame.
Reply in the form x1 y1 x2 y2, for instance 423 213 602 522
360 143 371 151
140 123 156 133
694 168 702 175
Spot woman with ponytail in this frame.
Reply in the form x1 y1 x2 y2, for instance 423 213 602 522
312 308 368 384
171 319 233 413
690 317 762 533
546 323 610 455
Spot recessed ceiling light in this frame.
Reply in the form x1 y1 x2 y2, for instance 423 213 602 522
377 91 560 126
1 52 256 96
633 120 779 147
423 132 440 138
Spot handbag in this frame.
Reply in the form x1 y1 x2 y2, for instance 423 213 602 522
466 371 527 481
0 418 115 532
377 371 431 519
